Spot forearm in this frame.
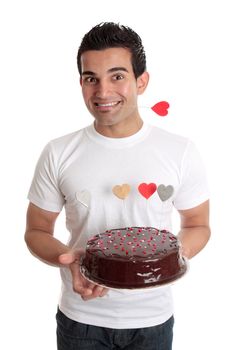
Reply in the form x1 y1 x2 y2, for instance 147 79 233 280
178 225 211 259
25 230 69 267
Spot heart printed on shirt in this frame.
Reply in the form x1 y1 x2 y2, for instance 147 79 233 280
138 183 157 199
157 184 174 201
112 184 131 200
75 190 91 208
151 101 170 116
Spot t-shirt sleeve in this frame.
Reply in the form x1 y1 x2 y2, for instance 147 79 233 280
27 142 65 212
173 141 210 210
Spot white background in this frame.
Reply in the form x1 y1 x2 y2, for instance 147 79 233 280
0 0 232 349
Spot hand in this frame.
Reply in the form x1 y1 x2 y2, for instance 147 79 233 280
59 249 109 301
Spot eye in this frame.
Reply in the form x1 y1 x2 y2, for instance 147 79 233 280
84 77 97 84
113 74 124 81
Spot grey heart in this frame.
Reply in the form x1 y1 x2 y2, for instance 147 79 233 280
157 185 174 201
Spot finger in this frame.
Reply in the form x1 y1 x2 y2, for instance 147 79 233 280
75 280 104 298
92 285 108 298
180 246 190 259
81 287 109 301
70 262 93 296
99 288 109 297
73 282 93 296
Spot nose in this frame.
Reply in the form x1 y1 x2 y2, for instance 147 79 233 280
95 80 112 99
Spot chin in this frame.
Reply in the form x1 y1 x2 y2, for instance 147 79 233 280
93 114 122 126
95 120 120 127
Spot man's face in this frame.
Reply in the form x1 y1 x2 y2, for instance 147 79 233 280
80 47 148 129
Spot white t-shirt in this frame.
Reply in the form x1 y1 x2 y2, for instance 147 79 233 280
28 122 209 329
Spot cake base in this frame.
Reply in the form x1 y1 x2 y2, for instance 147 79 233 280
80 257 188 290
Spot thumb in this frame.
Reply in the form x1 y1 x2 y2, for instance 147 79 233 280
59 252 76 265
59 249 85 265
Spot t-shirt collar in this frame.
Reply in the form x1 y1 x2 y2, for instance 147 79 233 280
85 122 150 148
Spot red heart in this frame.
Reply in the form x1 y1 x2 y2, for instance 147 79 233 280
151 101 170 116
138 183 157 199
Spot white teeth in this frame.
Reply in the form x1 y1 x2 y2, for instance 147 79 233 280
96 102 119 107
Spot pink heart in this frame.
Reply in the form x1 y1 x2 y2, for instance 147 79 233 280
151 101 170 116
138 183 157 199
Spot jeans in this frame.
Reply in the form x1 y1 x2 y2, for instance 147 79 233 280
56 308 174 350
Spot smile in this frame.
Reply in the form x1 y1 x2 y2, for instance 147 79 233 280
94 101 121 107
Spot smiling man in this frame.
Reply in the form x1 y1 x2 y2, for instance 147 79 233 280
25 22 210 350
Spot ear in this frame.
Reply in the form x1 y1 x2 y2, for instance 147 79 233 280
136 71 149 95
79 76 83 86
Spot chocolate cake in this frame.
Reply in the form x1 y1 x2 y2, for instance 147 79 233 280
81 227 187 289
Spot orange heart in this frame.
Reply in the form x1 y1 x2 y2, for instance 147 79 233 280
112 184 131 200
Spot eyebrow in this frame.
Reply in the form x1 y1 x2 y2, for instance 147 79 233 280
81 67 129 76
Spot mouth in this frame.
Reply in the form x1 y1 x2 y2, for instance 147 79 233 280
94 101 122 110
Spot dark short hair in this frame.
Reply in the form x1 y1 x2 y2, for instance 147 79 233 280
77 22 146 79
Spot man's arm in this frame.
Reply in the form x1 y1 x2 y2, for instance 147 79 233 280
24 202 108 299
178 200 211 259
25 202 69 266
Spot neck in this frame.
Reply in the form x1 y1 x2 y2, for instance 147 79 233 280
94 116 144 138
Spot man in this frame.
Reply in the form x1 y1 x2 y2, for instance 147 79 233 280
25 22 210 350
